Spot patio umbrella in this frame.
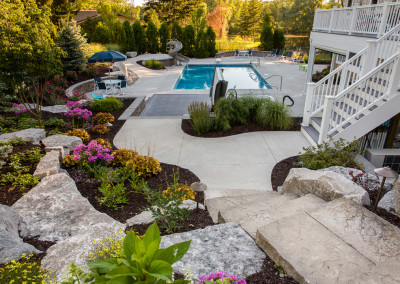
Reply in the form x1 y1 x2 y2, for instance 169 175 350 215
88 50 127 80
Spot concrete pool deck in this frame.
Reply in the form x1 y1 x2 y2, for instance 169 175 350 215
114 118 311 193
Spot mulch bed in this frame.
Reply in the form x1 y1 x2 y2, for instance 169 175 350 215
181 118 302 138
271 155 400 229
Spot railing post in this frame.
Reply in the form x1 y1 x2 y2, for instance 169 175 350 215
349 3 360 35
387 44 400 99
378 1 391 37
329 6 337 33
318 96 335 144
361 40 378 76
302 83 316 126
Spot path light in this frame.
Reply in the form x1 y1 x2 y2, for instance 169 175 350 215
373 166 399 210
190 182 207 212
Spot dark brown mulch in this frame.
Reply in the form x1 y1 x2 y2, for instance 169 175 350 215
181 118 302 138
271 155 400 229
20 235 56 262
66 162 202 224
245 255 298 284
136 60 167 70
271 156 300 191
0 143 46 206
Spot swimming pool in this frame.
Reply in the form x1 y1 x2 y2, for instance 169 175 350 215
173 64 272 90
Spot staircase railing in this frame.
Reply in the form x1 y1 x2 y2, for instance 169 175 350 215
306 23 400 121
318 49 400 142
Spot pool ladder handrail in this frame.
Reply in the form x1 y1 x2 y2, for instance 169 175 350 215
250 58 261 67
262 74 282 91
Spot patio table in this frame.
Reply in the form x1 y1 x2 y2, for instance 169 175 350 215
102 79 121 95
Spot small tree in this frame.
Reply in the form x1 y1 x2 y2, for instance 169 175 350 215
93 22 110 44
146 21 159 54
195 29 208 58
205 26 217 57
273 28 285 50
171 21 182 40
56 20 88 72
158 22 170 52
132 21 147 54
260 14 274 51
121 20 136 53
181 25 196 57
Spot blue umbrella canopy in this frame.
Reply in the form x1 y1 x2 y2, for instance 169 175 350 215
88 50 127 63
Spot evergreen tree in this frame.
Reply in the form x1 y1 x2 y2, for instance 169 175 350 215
247 0 262 41
93 22 110 44
238 0 251 38
259 13 274 51
195 29 208 58
81 17 101 42
145 0 203 23
205 26 217 57
144 8 161 28
181 25 195 57
171 21 183 40
132 21 147 54
56 20 88 71
146 21 159 54
273 28 285 50
122 20 136 53
158 22 170 53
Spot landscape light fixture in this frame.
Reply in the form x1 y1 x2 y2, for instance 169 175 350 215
190 182 207 212
373 166 399 210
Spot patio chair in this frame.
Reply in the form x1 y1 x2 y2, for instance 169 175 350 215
293 52 305 63
234 49 239 56
97 81 112 95
274 49 285 60
267 49 278 59
117 75 126 81
116 80 127 95
93 77 102 91
91 93 104 100
282 51 294 61
248 49 253 57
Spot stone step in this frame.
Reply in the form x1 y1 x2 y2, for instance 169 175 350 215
256 198 400 283
204 188 267 201
307 198 400 264
206 191 291 223
256 212 374 284
219 194 326 238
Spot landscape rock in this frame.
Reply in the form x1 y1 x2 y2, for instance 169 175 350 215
126 200 205 226
282 168 370 205
45 146 65 159
378 190 395 212
12 173 125 242
42 227 125 282
161 223 266 280
319 166 394 192
0 205 40 264
41 135 82 155
0 128 45 145
33 150 60 179
41 105 69 113
126 51 137 58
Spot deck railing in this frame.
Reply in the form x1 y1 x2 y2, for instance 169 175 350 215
313 2 400 37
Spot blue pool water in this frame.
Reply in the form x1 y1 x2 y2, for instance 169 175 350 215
174 64 272 90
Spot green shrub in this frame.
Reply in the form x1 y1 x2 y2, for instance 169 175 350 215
298 138 362 170
97 182 128 209
188 102 213 134
239 96 265 122
1 172 39 191
105 43 122 52
144 59 163 69
7 137 27 146
44 118 66 128
0 254 54 283
214 95 249 131
92 112 114 125
47 129 64 136
91 124 109 134
132 155 161 178
111 148 138 166
256 100 293 130
9 147 43 165
90 96 123 112
18 117 40 130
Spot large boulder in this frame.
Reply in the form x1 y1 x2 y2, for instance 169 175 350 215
12 173 124 242
0 205 40 264
378 190 395 212
42 227 125 282
33 150 60 179
282 168 370 205
41 134 82 155
0 128 45 145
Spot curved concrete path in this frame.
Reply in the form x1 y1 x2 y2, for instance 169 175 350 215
114 118 310 193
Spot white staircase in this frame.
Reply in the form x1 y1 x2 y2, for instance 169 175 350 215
302 24 400 145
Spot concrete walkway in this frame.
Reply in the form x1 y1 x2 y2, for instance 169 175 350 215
114 118 310 192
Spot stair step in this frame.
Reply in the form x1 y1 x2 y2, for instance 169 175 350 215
219 194 326 238
204 189 265 202
256 198 400 283
307 198 400 264
206 191 287 223
311 117 322 126
301 125 319 144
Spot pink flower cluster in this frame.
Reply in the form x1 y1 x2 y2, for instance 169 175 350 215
64 107 92 120
12 103 28 114
66 101 83 109
199 272 246 284
73 140 114 163
69 91 86 102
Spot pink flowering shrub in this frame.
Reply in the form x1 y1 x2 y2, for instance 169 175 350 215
199 272 246 284
64 107 92 128
43 80 67 106
69 91 86 102
65 70 78 81
73 140 113 168
66 101 83 110
12 104 28 115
